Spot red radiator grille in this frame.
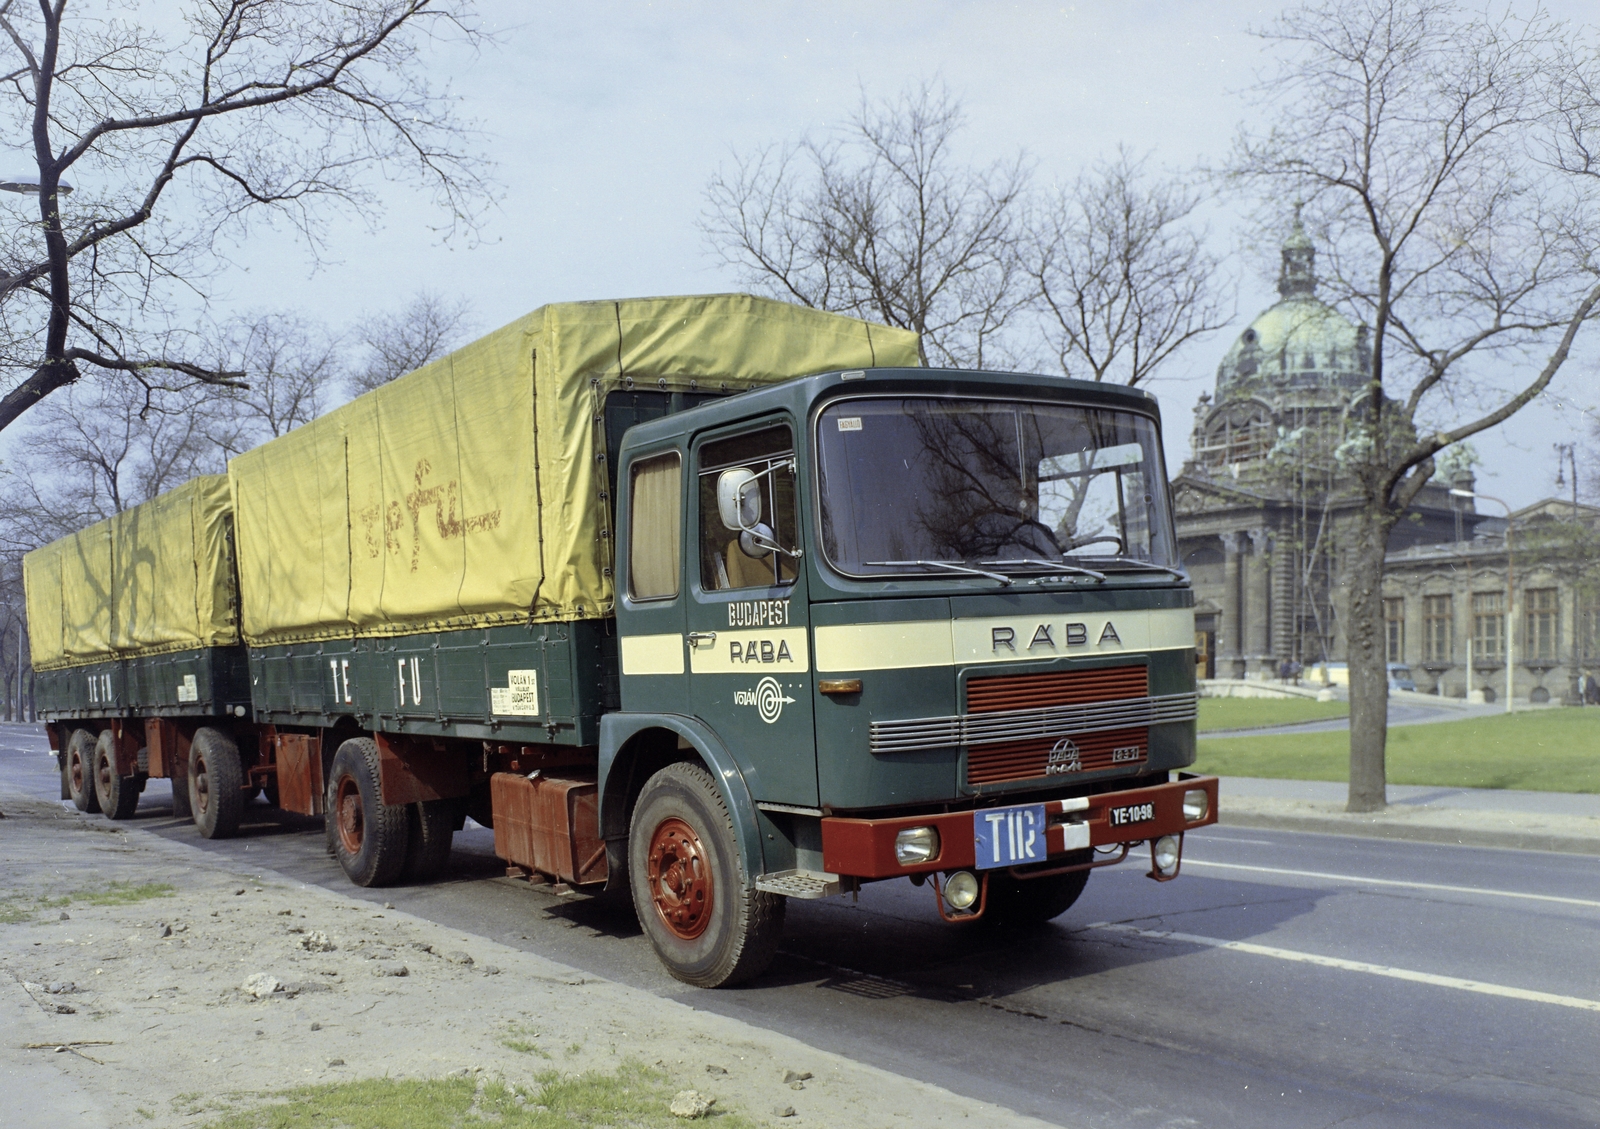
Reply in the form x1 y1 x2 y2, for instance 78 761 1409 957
964 666 1149 787
966 665 1148 712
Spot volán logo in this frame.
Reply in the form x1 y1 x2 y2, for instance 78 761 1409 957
733 676 796 724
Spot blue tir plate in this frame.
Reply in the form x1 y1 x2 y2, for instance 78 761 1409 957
973 803 1048 870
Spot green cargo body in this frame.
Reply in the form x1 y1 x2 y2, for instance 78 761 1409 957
230 294 918 739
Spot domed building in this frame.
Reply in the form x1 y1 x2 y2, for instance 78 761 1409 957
1172 218 1477 680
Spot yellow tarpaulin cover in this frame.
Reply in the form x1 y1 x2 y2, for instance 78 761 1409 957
24 475 239 670
229 294 919 645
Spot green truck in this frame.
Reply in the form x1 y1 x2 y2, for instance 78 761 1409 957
27 294 1216 987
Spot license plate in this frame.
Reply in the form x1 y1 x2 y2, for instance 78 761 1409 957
1108 801 1156 828
973 804 1048 870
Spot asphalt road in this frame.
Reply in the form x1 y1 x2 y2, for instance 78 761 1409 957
4 725 1597 1129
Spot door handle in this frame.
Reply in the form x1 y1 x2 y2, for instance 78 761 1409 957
687 631 717 648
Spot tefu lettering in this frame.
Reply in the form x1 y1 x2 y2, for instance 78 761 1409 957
992 626 1016 652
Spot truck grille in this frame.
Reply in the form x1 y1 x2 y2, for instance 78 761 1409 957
865 664 1198 786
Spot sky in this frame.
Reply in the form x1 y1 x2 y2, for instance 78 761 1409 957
30 1 1600 508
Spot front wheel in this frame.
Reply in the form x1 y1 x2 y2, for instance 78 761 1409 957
628 762 784 988
327 738 410 887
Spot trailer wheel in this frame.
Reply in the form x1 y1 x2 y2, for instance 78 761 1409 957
58 749 71 801
628 762 785 988
984 868 1091 926
401 799 455 881
66 729 100 814
93 730 140 821
328 738 409 887
188 727 244 839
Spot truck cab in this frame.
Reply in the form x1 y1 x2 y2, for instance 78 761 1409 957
608 367 1215 985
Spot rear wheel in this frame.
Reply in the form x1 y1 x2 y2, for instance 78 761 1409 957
188 727 244 839
93 730 140 820
401 799 456 881
58 750 71 800
984 867 1091 926
628 762 784 987
66 729 100 814
328 738 409 887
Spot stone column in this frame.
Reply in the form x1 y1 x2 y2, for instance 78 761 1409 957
1249 528 1273 670
1220 531 1243 676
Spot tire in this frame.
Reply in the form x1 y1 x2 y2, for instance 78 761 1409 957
58 750 71 800
628 762 785 988
401 799 455 881
327 738 410 887
66 729 100 814
93 730 140 821
188 727 244 839
984 866 1091 926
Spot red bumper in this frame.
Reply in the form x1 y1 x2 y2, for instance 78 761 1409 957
820 775 1219 879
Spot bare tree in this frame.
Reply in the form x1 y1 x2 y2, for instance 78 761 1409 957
703 82 1032 368
346 291 472 395
1227 0 1600 812
0 0 489 433
205 311 340 454
1028 149 1231 385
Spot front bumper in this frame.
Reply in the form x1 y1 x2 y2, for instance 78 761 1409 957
820 774 1218 879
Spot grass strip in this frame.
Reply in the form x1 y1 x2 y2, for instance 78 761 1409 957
1198 697 1348 732
1196 708 1600 793
200 1062 757 1129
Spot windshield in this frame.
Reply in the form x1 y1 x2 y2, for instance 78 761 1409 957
816 397 1177 577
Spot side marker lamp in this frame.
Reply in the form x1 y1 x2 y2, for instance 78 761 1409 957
894 826 940 866
943 870 981 911
1182 789 1209 823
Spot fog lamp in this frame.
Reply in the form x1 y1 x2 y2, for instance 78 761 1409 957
894 826 940 866
1152 835 1181 876
943 870 981 911
1182 789 1209 823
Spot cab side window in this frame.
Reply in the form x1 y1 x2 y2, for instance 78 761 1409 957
628 452 681 600
698 425 798 591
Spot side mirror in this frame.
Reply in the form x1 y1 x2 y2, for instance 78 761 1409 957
716 468 761 532
739 524 777 560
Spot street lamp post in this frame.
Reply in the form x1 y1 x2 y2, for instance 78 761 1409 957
1452 488 1515 713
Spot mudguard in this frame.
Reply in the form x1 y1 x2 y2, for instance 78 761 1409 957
599 712 767 884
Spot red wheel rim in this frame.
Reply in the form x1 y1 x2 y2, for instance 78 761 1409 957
95 750 113 798
646 816 714 940
336 776 364 855
193 753 211 815
70 749 85 795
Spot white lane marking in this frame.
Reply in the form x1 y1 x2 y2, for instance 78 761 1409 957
1183 859 1600 910
1086 922 1600 1014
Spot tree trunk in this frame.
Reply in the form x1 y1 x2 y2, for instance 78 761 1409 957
1346 500 1399 812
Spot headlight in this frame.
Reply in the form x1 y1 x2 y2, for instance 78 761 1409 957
943 870 981 911
894 826 940 866
1182 789 1209 822
1152 835 1180 875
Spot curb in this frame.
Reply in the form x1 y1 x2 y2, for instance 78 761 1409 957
1219 809 1600 856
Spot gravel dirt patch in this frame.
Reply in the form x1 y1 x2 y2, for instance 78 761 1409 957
1 788 1049 1128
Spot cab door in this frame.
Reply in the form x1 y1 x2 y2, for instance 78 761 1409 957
686 419 817 807
617 446 690 715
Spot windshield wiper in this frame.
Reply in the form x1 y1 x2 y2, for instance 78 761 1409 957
1075 556 1188 580
978 558 1106 583
864 560 1012 586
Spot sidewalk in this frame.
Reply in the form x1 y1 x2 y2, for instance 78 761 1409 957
1216 775 1600 855
0 788 1049 1129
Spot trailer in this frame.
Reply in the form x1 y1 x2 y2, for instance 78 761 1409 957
27 293 1217 987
